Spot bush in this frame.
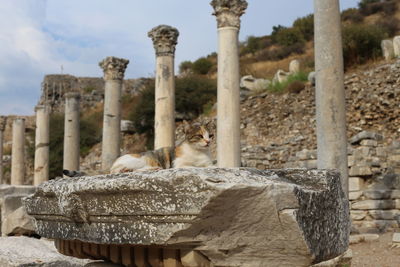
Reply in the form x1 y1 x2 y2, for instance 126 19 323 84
342 24 386 68
359 0 396 16
268 72 308 93
341 8 364 23
245 36 262 54
128 75 217 140
274 27 305 47
256 43 305 61
179 60 193 74
377 17 400 37
293 14 314 41
48 113 102 179
192 57 213 75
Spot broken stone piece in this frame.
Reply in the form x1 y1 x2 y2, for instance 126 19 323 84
25 168 350 267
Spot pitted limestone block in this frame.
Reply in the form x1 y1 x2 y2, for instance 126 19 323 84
24 168 350 267
0 236 92 266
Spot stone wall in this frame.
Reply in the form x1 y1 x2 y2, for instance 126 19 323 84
38 74 150 113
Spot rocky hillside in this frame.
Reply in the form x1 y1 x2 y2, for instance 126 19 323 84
239 58 400 169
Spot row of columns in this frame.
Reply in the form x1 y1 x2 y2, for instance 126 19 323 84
0 0 348 196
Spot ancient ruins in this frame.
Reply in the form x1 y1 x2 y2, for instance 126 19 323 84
1 0 399 266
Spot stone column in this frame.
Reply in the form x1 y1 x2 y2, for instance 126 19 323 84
148 25 179 150
11 118 25 185
211 0 247 167
0 117 6 184
314 0 348 196
63 93 80 172
34 105 50 185
99 57 129 171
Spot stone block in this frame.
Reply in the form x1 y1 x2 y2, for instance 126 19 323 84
120 120 135 133
352 220 398 231
364 190 391 200
368 210 399 220
0 185 36 199
393 233 400 243
360 140 378 147
350 210 367 221
347 156 355 167
349 177 364 192
352 200 397 210
349 166 372 177
353 147 371 159
381 39 395 60
25 168 350 267
376 147 387 157
349 131 383 144
2 206 36 236
388 155 400 162
349 234 379 244
394 36 400 57
349 191 363 200
0 236 92 266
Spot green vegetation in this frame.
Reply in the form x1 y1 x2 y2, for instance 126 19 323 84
292 14 314 41
359 0 396 16
192 57 213 75
179 61 193 74
48 113 102 179
342 24 386 68
268 72 308 93
128 75 217 144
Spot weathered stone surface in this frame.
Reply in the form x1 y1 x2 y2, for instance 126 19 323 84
352 200 397 210
393 233 400 243
349 166 372 177
2 205 36 237
289 59 300 73
311 249 352 267
360 139 378 147
349 177 364 192
349 191 363 201
120 120 135 133
352 220 398 231
240 75 270 91
308 71 316 85
368 210 399 220
394 36 400 57
25 168 349 266
351 211 367 221
349 234 379 244
381 39 395 60
273 69 290 84
0 236 92 266
349 131 383 144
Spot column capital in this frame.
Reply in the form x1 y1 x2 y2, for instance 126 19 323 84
210 0 248 29
148 25 179 57
99 56 129 81
0 116 6 131
65 92 81 100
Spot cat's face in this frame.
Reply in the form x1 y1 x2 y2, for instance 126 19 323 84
185 123 213 150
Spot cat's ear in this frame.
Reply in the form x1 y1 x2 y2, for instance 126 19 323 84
183 120 190 134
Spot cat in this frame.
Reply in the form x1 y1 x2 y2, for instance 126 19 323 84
110 122 214 173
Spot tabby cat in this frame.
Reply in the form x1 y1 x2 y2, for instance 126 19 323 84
110 122 213 173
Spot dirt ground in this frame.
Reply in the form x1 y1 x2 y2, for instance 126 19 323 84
350 232 400 267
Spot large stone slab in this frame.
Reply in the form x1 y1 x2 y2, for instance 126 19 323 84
25 168 350 267
0 236 92 266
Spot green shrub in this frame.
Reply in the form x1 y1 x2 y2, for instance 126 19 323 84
268 72 308 93
342 24 386 68
244 36 263 54
128 75 217 140
377 17 400 37
359 0 396 16
179 60 193 74
256 43 305 61
48 113 102 179
341 8 364 23
293 14 314 41
192 57 213 75
274 27 305 47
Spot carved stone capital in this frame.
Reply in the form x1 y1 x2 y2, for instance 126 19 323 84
210 0 248 29
99 57 129 81
148 25 179 57
0 116 6 131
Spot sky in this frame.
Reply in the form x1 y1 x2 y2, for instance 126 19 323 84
0 0 360 115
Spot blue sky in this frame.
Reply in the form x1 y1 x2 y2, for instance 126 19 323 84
0 0 360 115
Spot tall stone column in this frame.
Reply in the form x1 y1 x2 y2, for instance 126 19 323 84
211 0 247 167
99 57 129 171
314 0 348 196
34 105 50 185
0 117 6 184
63 92 80 172
148 25 179 150
11 118 25 185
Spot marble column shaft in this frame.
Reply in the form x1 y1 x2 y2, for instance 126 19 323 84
34 105 50 185
99 56 129 171
211 0 247 167
11 118 25 185
63 93 80 172
148 25 179 150
0 117 6 184
314 0 348 195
